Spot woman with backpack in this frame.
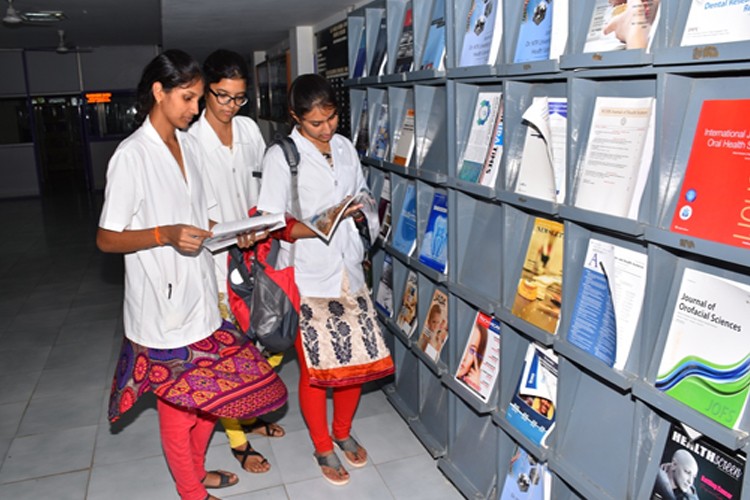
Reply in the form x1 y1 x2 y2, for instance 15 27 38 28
257 73 394 486
97 49 287 500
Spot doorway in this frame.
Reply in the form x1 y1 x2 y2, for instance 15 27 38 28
31 95 88 195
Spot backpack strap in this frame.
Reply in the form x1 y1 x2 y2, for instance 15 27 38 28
269 137 302 219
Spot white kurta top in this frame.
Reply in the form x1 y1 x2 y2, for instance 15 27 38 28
257 127 368 298
188 111 265 295
99 116 221 349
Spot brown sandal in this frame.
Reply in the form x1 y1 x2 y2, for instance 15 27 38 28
231 444 270 473
334 436 368 468
202 469 238 489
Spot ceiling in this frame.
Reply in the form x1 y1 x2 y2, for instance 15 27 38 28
0 0 360 61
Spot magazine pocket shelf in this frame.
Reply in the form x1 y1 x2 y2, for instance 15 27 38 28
631 401 750 500
410 359 450 457
447 190 502 316
559 0 657 70
411 276 450 374
380 85 415 176
499 78 567 216
365 86 391 164
349 88 368 160
363 4 389 86
492 323 555 462
387 257 420 344
498 205 564 347
442 295 501 414
633 250 750 451
402 0 448 82
379 0 411 84
437 392 499 499
548 358 637 500
411 181 448 282
652 0 750 67
384 335 421 420
553 222 650 392
347 12 367 83
645 73 750 269
496 428 584 500
445 0 502 79
412 83 449 184
500 0 568 77
384 174 417 261
559 75 658 238
449 80 504 201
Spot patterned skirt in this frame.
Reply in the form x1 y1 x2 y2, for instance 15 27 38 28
109 320 288 422
298 273 395 388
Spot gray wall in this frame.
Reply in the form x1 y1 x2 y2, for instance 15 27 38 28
0 45 158 199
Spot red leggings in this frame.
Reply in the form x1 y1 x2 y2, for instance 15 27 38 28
157 398 217 500
295 338 362 454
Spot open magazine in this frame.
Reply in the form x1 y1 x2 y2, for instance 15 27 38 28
303 189 378 244
203 212 286 252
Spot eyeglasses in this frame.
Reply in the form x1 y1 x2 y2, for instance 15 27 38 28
208 88 248 107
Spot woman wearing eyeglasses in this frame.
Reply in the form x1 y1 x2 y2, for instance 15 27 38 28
189 49 286 475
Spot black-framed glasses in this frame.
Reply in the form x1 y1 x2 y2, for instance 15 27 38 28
208 88 248 107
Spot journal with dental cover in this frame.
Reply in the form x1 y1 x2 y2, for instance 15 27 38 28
392 183 418 256
513 0 554 63
478 99 504 188
680 0 750 47
566 238 648 371
650 422 745 500
396 270 419 337
656 268 750 430
574 96 655 219
583 0 659 53
511 218 564 335
457 91 503 183
670 99 750 250
394 2 414 73
458 0 503 67
505 343 558 448
420 0 446 71
514 97 568 203
392 108 415 166
454 311 501 403
417 191 448 274
500 445 552 500
376 253 394 317
417 288 448 363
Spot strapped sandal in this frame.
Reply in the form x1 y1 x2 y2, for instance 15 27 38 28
242 418 286 438
333 436 368 468
314 451 350 486
202 469 239 489
231 444 270 474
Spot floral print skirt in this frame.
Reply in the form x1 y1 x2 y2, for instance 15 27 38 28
109 320 288 422
298 273 394 387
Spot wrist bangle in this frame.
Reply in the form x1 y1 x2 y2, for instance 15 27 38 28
154 226 163 246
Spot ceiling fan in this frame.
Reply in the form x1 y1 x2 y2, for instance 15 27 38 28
24 29 93 54
3 0 65 25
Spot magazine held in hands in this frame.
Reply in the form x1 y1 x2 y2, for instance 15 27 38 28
303 189 378 244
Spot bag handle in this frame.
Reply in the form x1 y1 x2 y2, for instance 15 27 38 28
228 246 254 284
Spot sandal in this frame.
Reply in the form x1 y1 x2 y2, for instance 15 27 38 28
202 469 238 489
231 444 270 474
314 451 350 486
242 418 285 438
334 436 368 468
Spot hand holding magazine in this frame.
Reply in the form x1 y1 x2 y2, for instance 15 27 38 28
303 189 378 244
203 212 286 252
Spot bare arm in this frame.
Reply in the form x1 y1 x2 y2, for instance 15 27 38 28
96 224 212 255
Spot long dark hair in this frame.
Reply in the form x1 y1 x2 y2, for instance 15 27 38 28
288 73 338 123
203 49 249 86
135 49 203 125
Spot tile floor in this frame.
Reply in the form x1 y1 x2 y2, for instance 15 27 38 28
0 193 463 499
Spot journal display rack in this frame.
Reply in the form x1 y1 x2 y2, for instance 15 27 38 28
345 0 750 498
